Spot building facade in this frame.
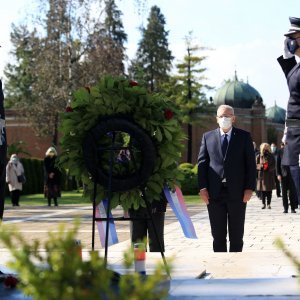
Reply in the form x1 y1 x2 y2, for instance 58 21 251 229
5 74 286 163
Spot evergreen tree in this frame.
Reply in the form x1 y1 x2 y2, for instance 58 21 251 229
104 0 127 45
130 5 173 92
81 0 127 83
4 24 37 108
162 33 212 162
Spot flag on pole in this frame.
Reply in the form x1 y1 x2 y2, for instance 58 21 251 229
95 199 119 247
164 186 198 239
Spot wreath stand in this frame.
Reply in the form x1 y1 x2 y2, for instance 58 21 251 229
83 118 170 277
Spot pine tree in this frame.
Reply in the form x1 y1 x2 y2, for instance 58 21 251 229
162 33 212 162
4 24 37 108
81 0 127 83
130 5 173 92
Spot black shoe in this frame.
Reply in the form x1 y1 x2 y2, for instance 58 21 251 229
262 205 266 209
267 205 271 209
283 210 288 213
291 209 296 213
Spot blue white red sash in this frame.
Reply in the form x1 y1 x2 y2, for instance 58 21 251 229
95 199 119 247
163 186 198 239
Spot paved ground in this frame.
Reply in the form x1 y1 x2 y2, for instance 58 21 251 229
1 193 300 298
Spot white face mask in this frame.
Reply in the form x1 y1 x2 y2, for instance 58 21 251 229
218 117 232 130
11 158 18 164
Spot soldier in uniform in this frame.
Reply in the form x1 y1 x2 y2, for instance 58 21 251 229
277 17 300 206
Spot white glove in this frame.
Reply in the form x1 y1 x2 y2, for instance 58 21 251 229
282 124 287 144
283 38 294 59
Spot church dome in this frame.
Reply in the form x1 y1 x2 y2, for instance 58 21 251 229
266 102 286 124
213 72 262 109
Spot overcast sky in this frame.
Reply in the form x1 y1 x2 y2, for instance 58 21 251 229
1 0 300 110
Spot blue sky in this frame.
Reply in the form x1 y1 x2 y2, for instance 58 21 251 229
1 0 300 110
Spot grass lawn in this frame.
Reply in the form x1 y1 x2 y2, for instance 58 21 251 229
5 191 201 206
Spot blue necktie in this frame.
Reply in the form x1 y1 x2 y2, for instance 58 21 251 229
222 134 228 157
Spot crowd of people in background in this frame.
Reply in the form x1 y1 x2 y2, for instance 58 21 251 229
254 141 298 213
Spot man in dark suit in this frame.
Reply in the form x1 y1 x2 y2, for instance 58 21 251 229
277 17 300 206
198 104 256 252
276 143 298 213
0 78 7 221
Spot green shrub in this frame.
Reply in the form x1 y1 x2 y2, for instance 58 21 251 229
177 163 198 195
20 158 44 195
178 163 194 170
0 221 170 300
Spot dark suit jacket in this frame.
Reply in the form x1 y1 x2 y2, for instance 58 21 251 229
197 127 256 200
277 55 300 165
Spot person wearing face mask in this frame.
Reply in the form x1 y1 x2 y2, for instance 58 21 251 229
198 105 256 252
271 143 282 198
256 143 275 209
6 154 25 206
277 17 300 207
44 147 61 207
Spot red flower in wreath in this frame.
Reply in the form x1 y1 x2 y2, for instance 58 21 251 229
4 275 19 288
129 80 138 87
164 109 174 120
263 162 269 171
65 106 73 113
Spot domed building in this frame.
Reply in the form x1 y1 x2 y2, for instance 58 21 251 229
214 72 262 109
266 102 286 124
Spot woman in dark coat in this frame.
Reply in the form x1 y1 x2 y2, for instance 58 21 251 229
256 143 275 209
44 147 61 206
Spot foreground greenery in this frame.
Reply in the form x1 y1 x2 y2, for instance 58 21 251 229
5 191 201 207
0 221 170 300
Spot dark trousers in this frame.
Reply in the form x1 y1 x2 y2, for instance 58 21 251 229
207 187 246 252
281 174 298 211
130 207 165 252
261 191 272 205
290 165 300 206
274 174 281 197
11 190 20 206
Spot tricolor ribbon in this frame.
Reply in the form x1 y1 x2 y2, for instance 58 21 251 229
95 199 119 247
164 186 198 239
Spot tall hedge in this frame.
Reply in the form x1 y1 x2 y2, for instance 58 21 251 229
177 163 199 195
5 158 77 197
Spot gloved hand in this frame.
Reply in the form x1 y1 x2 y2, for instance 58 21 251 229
283 38 294 59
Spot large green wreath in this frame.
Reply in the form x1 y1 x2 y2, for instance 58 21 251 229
59 76 185 210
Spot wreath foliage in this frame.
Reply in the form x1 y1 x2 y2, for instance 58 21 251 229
59 76 185 210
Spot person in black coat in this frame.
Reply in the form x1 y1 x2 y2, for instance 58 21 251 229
44 147 61 206
0 79 7 220
276 143 298 213
198 105 256 252
277 17 300 207
271 143 282 197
